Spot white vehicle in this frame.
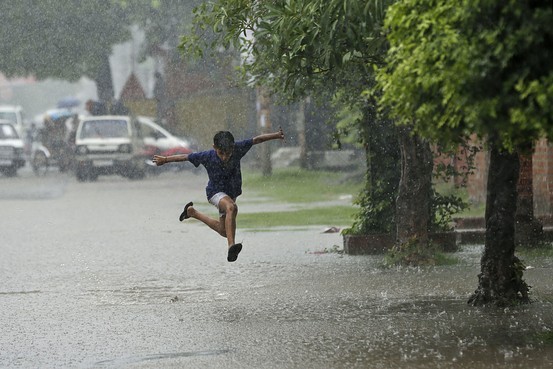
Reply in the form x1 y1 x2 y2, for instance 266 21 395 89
0 105 26 136
74 115 146 181
137 116 192 153
0 120 26 177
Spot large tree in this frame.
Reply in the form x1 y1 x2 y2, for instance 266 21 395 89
181 0 425 238
0 0 132 101
377 0 553 305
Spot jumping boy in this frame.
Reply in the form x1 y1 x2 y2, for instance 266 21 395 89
152 128 285 262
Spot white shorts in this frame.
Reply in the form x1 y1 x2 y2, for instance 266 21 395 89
208 192 235 217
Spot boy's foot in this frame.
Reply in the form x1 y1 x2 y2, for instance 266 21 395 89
179 202 194 221
227 243 242 262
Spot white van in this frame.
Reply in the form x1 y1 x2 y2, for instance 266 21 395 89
0 120 26 177
0 105 26 136
74 115 146 181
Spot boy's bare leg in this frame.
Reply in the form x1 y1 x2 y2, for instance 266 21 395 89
218 197 238 247
186 206 226 237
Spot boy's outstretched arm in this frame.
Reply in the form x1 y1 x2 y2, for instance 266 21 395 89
152 153 189 166
252 127 285 145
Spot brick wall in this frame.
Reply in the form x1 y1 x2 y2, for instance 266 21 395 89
461 138 553 216
533 139 553 216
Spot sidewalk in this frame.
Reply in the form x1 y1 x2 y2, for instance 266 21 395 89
454 216 553 244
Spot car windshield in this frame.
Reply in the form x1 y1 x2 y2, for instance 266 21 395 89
80 120 129 139
0 112 17 123
0 123 19 139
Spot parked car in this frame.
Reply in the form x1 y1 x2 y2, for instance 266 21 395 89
137 116 193 155
74 115 147 181
0 105 27 137
137 116 196 173
0 120 26 177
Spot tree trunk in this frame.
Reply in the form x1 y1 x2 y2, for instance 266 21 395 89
515 148 544 247
349 112 400 235
95 51 115 103
395 126 433 245
468 144 530 306
296 98 308 169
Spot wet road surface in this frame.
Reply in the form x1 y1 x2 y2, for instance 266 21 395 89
1 168 552 368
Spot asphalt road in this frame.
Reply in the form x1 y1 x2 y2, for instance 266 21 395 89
1 167 553 368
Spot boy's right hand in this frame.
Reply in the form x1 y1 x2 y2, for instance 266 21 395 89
152 155 166 166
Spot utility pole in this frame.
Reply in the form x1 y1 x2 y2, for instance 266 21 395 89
256 86 272 176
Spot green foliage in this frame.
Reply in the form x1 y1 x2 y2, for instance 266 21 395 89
180 0 390 100
430 190 468 232
332 102 365 149
430 141 477 231
378 0 553 150
343 182 395 235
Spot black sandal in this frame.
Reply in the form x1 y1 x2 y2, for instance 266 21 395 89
227 243 243 262
179 202 193 221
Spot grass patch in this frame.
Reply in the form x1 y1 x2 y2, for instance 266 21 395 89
535 331 553 344
238 168 362 228
434 253 460 266
517 243 553 258
239 206 356 229
243 167 363 203
456 202 485 218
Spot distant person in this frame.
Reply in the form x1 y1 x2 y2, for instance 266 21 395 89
85 99 107 116
109 99 130 116
65 114 79 147
85 99 94 115
152 128 285 262
25 122 38 156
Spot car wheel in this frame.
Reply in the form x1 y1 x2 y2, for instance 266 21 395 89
76 166 97 182
1 165 17 177
126 160 146 180
32 152 48 176
127 168 145 180
75 167 87 182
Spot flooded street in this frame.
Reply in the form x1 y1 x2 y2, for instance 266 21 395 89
1 168 552 368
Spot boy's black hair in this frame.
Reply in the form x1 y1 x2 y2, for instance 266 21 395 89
213 131 235 151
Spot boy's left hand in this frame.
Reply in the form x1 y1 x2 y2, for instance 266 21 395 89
152 155 166 166
276 126 285 140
